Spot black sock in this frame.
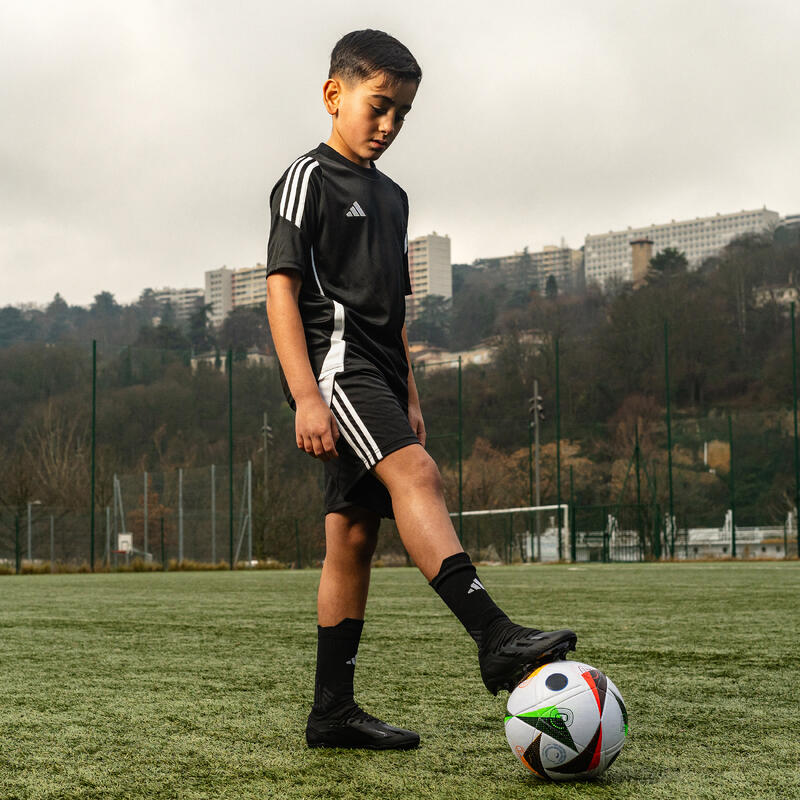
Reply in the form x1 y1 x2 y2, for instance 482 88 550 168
312 617 364 715
430 552 509 649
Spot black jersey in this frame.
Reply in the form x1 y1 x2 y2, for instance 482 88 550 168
266 143 412 407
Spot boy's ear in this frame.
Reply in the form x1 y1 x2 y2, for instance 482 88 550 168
322 78 342 117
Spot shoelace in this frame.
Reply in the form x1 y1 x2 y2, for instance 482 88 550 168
344 705 383 726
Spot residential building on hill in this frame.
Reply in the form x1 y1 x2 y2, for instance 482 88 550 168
406 232 452 322
148 287 204 322
584 207 780 289
204 264 267 328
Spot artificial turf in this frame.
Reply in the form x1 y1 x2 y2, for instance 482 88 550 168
0 562 798 800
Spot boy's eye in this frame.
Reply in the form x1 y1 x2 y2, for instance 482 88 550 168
371 105 388 115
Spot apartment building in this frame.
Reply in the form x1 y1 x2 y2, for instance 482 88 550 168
585 207 780 288
406 232 452 322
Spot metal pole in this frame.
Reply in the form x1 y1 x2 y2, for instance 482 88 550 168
569 465 576 562
143 470 148 557
527 417 533 562
534 379 541 562
90 339 96 571
178 467 183 563
105 506 111 567
457 355 463 543
15 516 20 574
555 338 563 560
161 516 166 571
27 501 32 561
728 413 736 558
792 302 800 557
211 464 216 564
50 515 55 573
295 518 301 569
263 411 269 509
228 348 234 569
664 321 675 557
247 460 253 564
635 423 644 557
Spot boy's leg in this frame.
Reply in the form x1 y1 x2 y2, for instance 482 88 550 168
307 506 419 750
373 444 577 694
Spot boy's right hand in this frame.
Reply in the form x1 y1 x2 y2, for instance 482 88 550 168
295 395 340 461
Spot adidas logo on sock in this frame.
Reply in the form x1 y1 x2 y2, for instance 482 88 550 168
345 655 357 666
345 201 366 218
467 578 485 595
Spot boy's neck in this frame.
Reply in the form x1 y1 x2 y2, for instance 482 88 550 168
325 132 372 169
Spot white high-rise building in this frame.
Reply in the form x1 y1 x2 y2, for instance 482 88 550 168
406 232 452 322
204 263 268 328
149 287 204 322
585 207 780 289
204 267 233 328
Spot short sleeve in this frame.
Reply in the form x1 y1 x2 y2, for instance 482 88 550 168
266 156 321 283
400 188 412 296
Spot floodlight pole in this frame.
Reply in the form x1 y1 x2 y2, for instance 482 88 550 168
792 302 800 557
555 338 563 561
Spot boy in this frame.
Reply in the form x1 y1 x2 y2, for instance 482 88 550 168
266 29 577 751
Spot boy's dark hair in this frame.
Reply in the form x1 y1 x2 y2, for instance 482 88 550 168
329 30 422 86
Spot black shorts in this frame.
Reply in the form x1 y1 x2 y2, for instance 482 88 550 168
322 363 420 519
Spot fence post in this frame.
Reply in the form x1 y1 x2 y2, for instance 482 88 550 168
457 356 463 543
50 515 55 573
211 464 216 564
569 465 576 562
728 413 737 558
143 470 148 557
90 339 96 572
228 348 234 570
555 338 563 561
105 506 111 566
664 321 675 557
247 460 253 564
792 302 800 557
178 467 184 564
15 515 20 574
161 516 166 571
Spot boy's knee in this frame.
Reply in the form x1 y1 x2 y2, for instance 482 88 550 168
393 448 444 495
326 509 379 563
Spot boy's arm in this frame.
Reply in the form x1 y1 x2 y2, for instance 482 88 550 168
402 324 426 447
266 271 339 460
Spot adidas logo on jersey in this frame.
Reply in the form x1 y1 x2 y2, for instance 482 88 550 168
345 655 357 666
345 201 366 218
467 578 485 595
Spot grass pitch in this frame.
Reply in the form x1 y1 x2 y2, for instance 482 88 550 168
1 562 798 800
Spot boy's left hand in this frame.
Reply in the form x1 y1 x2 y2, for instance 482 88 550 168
408 402 426 447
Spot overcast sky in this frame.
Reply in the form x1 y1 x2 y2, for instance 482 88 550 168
2 1 798 307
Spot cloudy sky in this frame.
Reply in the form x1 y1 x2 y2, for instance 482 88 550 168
2 1 798 307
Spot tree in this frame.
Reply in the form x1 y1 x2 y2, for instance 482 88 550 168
648 247 688 280
188 303 215 353
0 307 35 347
545 274 558 299
408 294 450 347
218 307 268 358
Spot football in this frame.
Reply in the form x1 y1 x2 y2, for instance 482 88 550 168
504 660 628 781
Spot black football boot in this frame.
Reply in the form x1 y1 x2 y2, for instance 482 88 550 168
478 623 577 695
306 702 420 750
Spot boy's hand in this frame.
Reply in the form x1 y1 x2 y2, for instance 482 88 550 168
296 395 340 461
408 401 426 447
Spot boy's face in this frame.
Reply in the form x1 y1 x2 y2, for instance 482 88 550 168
323 72 417 168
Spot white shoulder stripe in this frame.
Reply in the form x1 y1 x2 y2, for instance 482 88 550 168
283 156 312 222
279 157 304 218
294 161 319 228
